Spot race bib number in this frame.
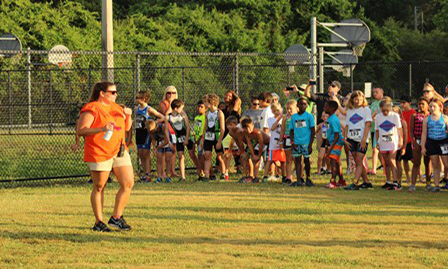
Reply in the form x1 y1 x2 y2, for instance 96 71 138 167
285 138 291 147
177 135 186 143
322 131 327 139
348 129 362 140
441 144 448 154
382 134 393 142
205 132 215 141
416 139 421 145
295 120 306 128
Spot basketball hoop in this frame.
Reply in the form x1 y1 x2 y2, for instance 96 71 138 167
284 44 310 74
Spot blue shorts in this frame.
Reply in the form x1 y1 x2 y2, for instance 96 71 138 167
292 144 310 158
137 135 151 150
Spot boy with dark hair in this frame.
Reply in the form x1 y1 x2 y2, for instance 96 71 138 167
166 99 192 182
241 117 271 182
192 100 207 180
259 92 274 134
324 100 345 189
290 97 315 187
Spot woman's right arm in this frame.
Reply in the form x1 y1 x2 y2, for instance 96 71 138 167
77 111 112 137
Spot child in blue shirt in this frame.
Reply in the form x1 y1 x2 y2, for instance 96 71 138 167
324 100 345 189
290 97 315 187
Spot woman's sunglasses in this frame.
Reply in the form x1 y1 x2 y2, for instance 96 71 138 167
105 91 117 95
166 92 177 95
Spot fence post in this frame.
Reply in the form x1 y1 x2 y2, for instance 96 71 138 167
318 47 324 93
68 75 72 124
136 53 141 94
49 70 53 135
27 47 32 129
234 54 239 95
8 71 12 134
181 67 185 100
350 63 354 92
409 63 412 97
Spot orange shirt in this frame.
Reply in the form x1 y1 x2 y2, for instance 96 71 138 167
402 109 416 143
80 101 127 162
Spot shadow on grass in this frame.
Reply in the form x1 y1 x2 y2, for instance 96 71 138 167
2 230 447 250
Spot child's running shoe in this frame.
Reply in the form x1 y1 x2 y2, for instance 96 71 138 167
381 182 392 189
290 180 303 187
441 178 448 184
344 183 359 190
337 179 347 187
210 175 217 181
178 178 186 182
155 177 163 183
92 221 111 232
165 177 171 183
441 183 448 189
431 186 441 192
251 177 260 183
408 185 416 192
359 182 373 189
197 176 205 181
305 179 314 187
223 174 230 181
394 183 402 191
108 216 132 231
282 177 292 184
262 176 269 183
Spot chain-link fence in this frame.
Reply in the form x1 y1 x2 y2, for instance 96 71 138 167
1 50 447 187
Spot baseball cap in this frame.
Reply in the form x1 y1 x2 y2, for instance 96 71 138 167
271 93 280 101
399 95 411 103
329 80 341 89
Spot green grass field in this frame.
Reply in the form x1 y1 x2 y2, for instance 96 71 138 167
1 179 447 268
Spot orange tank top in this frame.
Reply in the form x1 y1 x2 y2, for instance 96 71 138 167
80 101 127 162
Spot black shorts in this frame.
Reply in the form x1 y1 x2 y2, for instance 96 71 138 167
176 140 194 152
320 139 328 149
204 140 224 153
400 143 413 161
426 138 448 156
347 138 368 154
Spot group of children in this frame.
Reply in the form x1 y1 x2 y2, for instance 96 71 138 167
133 86 448 193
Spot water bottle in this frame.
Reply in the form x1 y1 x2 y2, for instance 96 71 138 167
103 124 114 141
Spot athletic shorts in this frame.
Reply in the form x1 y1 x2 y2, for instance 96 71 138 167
426 138 448 156
347 138 368 155
292 144 310 158
328 144 343 162
371 132 377 148
204 139 224 153
176 139 194 152
269 149 286 162
157 140 173 154
86 150 132 171
137 134 151 150
399 143 413 161
320 139 328 149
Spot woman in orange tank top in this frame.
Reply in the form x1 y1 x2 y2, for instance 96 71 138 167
77 81 134 232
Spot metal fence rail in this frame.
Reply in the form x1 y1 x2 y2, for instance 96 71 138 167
1 50 447 186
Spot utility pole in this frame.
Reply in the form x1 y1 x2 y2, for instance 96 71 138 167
102 0 114 82
414 6 418 31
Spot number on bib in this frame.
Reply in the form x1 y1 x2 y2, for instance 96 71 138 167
441 144 448 154
177 136 186 143
285 138 291 147
295 120 306 128
382 134 393 142
349 129 362 140
205 132 215 141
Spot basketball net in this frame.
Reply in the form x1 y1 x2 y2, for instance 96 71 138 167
353 43 366 57
287 60 297 73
